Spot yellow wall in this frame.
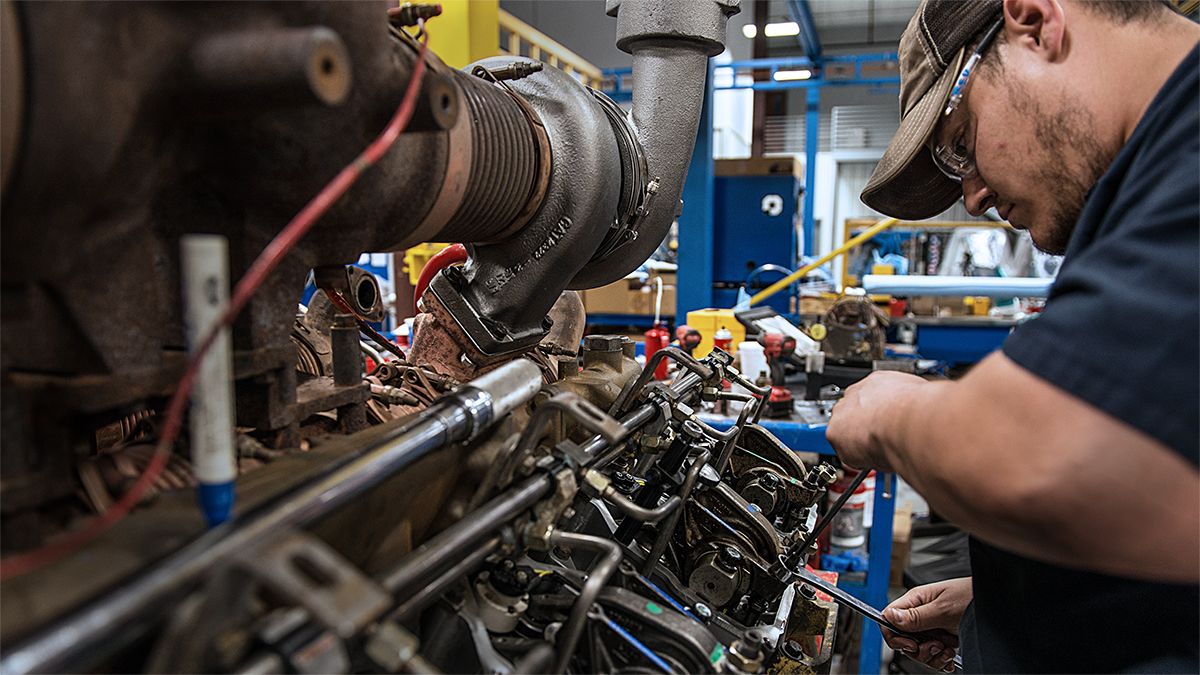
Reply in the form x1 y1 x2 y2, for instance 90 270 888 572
435 0 500 69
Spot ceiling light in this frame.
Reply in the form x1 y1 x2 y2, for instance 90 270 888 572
742 24 757 39
772 69 812 81
764 21 800 37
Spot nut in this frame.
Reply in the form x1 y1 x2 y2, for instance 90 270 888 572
583 334 625 352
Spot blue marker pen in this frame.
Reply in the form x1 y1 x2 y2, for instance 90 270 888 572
180 235 237 527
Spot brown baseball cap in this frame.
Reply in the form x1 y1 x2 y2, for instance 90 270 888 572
861 0 1002 220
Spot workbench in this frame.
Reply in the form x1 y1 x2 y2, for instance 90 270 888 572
699 406 895 675
907 316 1019 366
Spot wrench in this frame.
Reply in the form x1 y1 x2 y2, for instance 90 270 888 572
793 565 964 671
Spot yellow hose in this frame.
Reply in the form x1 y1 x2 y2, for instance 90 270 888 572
749 217 900 306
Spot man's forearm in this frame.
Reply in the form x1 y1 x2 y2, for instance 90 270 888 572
872 377 1032 546
868 354 1200 582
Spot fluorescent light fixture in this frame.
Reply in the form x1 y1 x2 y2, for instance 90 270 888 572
772 69 812 81
743 21 800 38
764 21 800 37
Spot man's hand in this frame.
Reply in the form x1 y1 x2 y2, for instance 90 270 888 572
882 577 973 673
826 370 928 470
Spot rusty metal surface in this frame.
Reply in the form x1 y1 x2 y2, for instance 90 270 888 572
0 406 470 645
0 2 457 519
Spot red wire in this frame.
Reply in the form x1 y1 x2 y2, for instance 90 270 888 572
413 243 467 307
0 23 433 582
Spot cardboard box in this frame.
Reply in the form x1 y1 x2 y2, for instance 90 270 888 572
715 157 802 178
582 273 676 318
890 506 913 587
906 295 972 317
799 295 836 316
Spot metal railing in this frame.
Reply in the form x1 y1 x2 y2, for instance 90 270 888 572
498 10 604 89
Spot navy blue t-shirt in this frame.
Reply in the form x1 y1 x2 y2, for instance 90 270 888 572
962 47 1200 672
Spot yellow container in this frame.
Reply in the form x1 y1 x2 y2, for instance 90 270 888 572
402 243 451 286
685 308 746 358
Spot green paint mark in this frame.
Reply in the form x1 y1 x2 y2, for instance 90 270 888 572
709 645 724 664
645 602 664 615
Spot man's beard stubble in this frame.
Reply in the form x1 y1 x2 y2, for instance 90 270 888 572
1023 89 1113 255
998 71 1113 255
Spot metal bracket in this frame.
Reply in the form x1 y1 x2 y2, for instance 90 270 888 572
235 530 390 638
525 467 578 550
515 391 629 466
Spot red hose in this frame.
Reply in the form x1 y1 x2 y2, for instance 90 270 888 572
413 243 467 307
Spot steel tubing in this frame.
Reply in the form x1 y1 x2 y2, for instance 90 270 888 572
386 536 503 624
547 531 623 674
1 361 541 675
641 449 711 576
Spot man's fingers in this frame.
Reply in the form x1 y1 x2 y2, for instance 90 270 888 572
916 640 945 664
885 584 935 612
885 604 923 629
885 634 919 654
928 628 960 649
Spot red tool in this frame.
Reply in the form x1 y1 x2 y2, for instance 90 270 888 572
762 332 796 418
674 324 702 356
644 322 671 380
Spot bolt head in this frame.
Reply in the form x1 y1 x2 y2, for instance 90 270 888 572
782 639 805 660
694 603 713 621
719 545 743 567
583 334 624 352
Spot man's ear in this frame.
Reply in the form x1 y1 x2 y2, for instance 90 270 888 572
1002 0 1067 62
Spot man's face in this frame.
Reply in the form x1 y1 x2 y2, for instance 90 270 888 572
931 52 1111 255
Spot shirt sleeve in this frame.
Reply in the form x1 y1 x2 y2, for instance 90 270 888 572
1002 103 1199 465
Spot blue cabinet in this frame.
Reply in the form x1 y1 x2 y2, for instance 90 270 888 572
712 160 801 316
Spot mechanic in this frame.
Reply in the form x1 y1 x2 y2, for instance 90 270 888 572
825 0 1199 672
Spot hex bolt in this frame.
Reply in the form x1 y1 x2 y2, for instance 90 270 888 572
760 472 781 491
583 334 625 353
740 628 765 659
798 584 817 600
717 545 743 570
697 464 722 489
782 639 805 660
694 603 713 622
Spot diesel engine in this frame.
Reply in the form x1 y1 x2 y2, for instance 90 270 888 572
0 2 845 672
